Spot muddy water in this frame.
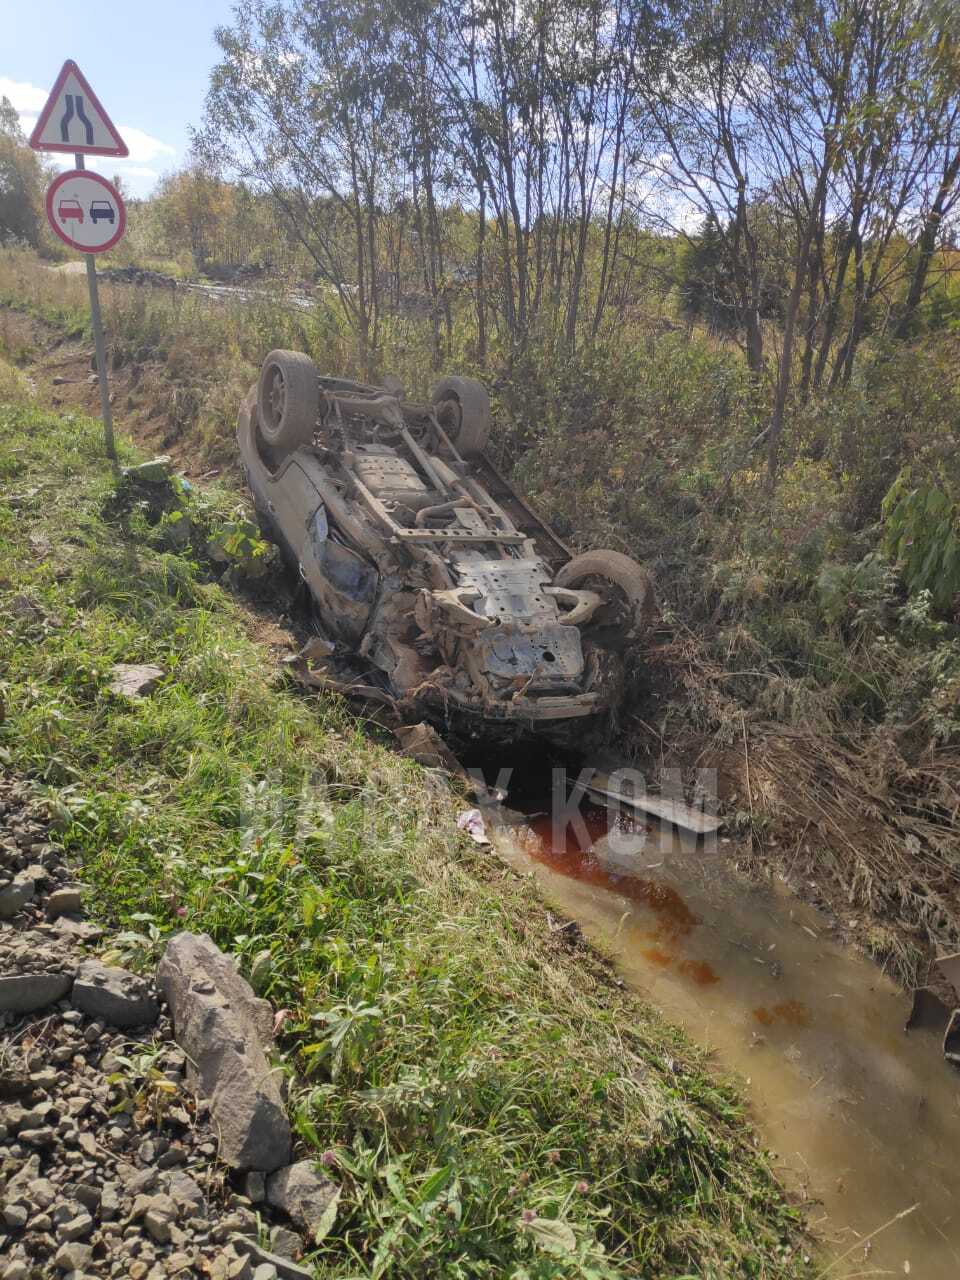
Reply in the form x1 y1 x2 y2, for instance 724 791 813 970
491 805 960 1277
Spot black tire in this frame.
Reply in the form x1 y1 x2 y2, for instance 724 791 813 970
430 375 492 458
257 350 318 453
555 550 655 647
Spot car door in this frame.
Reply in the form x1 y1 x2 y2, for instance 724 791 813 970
267 459 376 642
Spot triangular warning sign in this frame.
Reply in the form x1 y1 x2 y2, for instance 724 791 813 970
29 60 128 157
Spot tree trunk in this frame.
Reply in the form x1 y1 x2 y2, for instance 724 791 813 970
894 146 960 340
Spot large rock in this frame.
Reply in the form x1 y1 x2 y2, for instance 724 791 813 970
266 1161 339 1237
72 959 159 1027
0 972 72 1014
123 456 172 484
46 886 84 919
157 932 290 1171
0 872 35 919
108 663 166 699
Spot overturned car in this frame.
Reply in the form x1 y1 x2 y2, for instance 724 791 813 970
238 350 654 740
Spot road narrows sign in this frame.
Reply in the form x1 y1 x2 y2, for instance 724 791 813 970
45 170 127 255
29 60 129 157
31 57 129 470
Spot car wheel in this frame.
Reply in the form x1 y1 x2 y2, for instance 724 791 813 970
555 550 655 649
257 350 319 454
430 375 492 458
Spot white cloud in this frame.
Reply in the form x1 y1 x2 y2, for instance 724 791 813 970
4 77 179 197
0 76 47 113
118 126 176 166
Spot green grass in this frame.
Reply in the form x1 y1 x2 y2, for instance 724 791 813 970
0 401 812 1277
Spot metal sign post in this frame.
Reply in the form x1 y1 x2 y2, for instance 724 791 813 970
76 154 117 467
30 59 129 473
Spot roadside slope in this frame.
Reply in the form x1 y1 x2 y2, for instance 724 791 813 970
0 400 811 1276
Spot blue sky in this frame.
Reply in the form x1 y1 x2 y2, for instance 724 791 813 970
1 0 238 196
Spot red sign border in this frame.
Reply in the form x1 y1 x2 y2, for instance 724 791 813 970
29 60 129 157
45 170 127 255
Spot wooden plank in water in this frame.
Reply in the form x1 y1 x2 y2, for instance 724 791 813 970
585 771 723 835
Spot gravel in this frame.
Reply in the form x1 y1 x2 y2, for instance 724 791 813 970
0 775 313 1279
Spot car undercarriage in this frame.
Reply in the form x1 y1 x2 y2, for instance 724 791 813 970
238 351 654 741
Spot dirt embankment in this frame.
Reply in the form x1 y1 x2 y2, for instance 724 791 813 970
3 309 234 481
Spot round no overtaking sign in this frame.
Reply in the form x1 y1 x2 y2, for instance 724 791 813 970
45 169 127 254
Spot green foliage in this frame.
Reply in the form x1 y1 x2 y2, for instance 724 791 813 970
816 553 900 631
0 97 44 249
207 518 272 577
882 469 960 613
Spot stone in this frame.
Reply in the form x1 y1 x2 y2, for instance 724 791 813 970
0 873 34 919
243 1171 265 1204
208 1249 252 1280
252 1267 278 1280
19 1126 56 1147
265 1161 338 1236
108 664 166 699
4 1263 29 1280
59 1212 94 1241
167 1172 204 1217
47 887 84 919
53 917 104 942
101 1185 121 1219
124 1168 158 1196
157 1145 187 1169
25 1177 57 1209
54 1242 92 1272
123 457 172 484
157 933 290 1171
129 1193 156 1221
77 1132 98 1158
0 972 72 1014
268 1226 301 1259
230 1239 313 1280
2 1203 28 1229
72 959 159 1028
144 1210 173 1244
74 1184 101 1212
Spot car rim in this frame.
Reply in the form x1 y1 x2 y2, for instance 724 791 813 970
438 395 462 441
267 368 286 429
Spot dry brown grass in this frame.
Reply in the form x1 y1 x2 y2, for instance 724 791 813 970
653 628 960 986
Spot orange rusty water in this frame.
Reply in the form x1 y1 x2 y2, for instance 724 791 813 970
526 810 715 985
492 805 960 1279
753 1000 812 1028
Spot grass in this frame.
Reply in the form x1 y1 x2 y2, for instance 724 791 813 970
0 398 812 1277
